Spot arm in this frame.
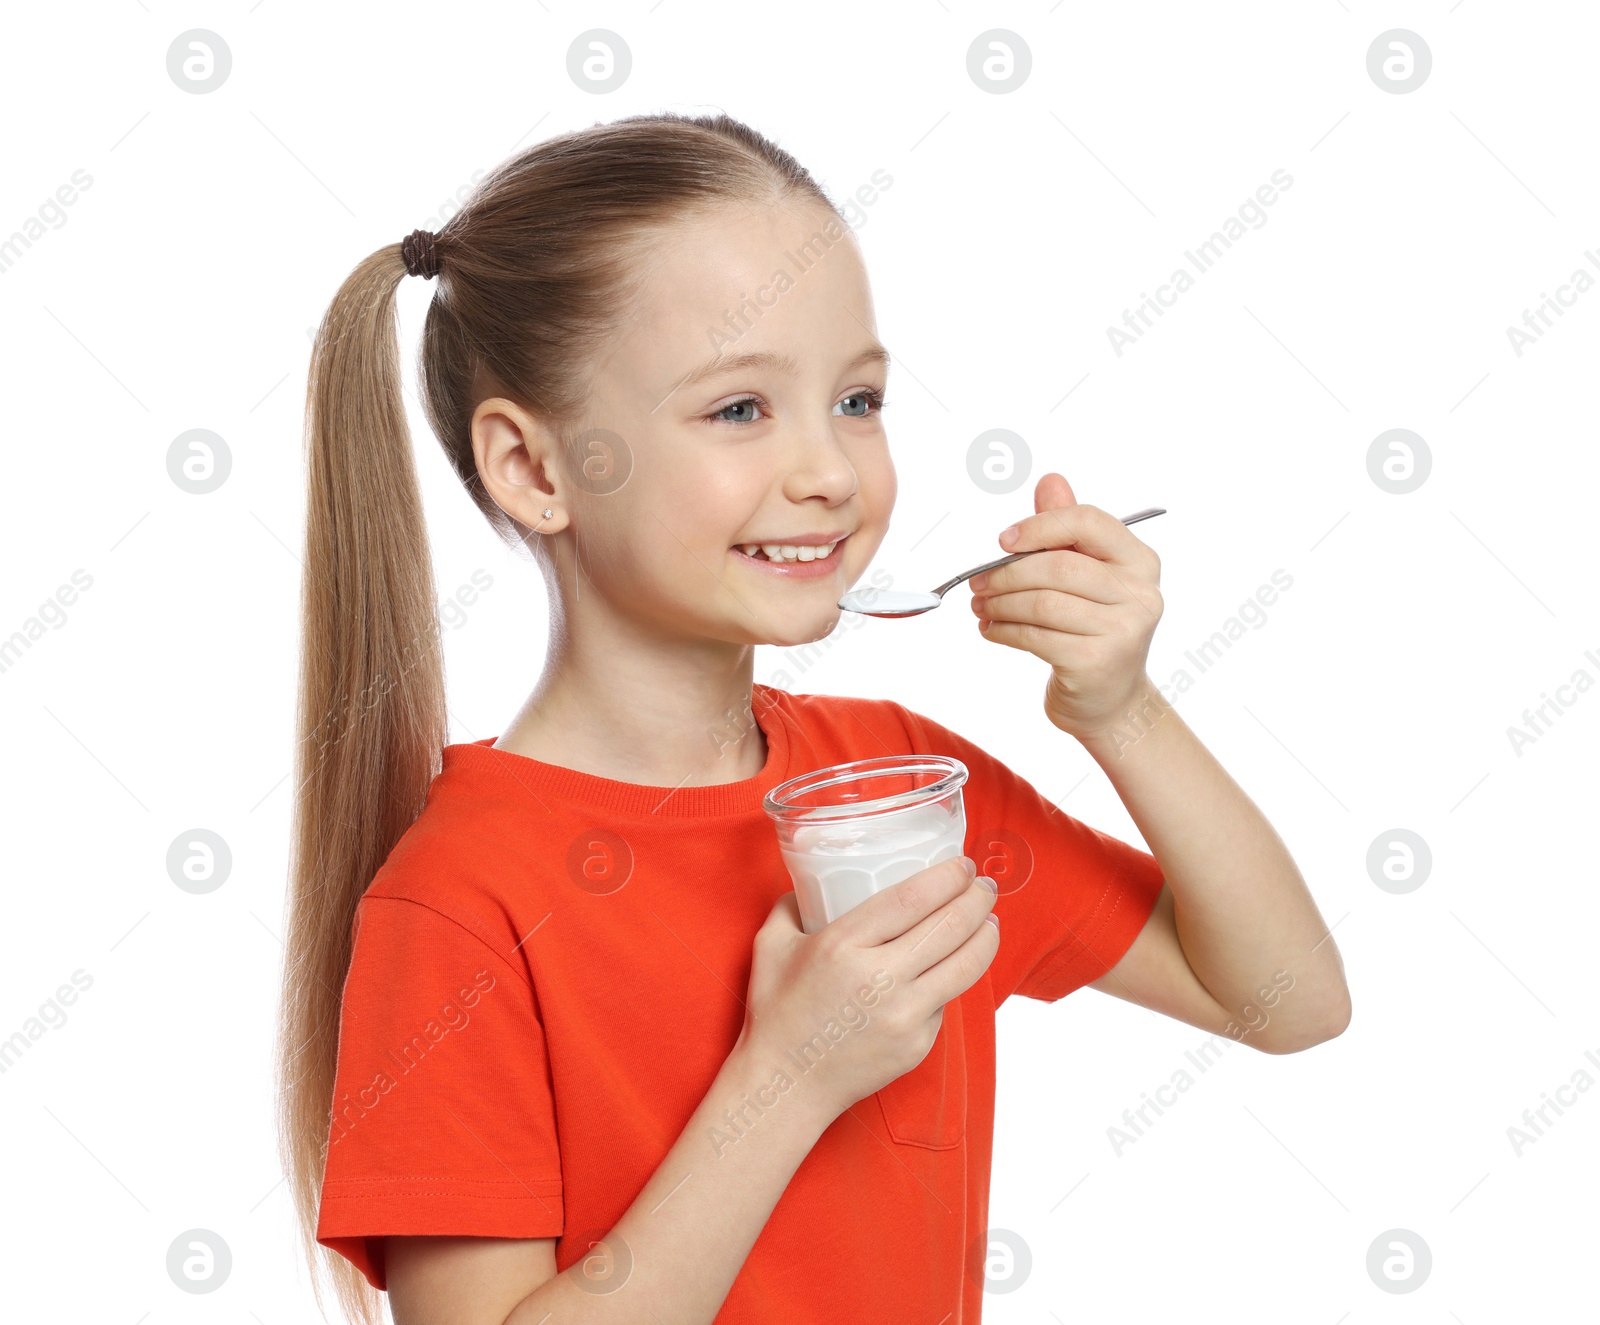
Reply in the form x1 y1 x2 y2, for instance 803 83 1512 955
1076 678 1351 1053
968 478 1350 1052
388 1038 836 1324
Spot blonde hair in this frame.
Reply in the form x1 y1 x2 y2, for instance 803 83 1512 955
274 112 841 1324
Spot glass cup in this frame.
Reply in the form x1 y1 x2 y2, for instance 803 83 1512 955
763 754 969 935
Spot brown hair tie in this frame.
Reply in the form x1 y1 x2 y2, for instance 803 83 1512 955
400 229 440 280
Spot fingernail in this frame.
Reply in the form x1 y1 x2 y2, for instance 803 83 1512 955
961 856 977 878
985 913 1000 928
970 572 988 593
999 524 1019 548
976 875 997 894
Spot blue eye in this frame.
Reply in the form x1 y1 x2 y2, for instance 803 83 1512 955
714 397 763 424
707 389 889 425
835 389 889 418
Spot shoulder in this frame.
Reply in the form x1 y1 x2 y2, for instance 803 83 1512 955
357 744 556 944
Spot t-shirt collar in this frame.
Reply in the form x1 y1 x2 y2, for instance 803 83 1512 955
441 683 792 819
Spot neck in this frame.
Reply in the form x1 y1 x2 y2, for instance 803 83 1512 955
493 605 767 788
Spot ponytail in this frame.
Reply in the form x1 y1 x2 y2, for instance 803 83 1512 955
275 244 447 1325
273 110 845 1322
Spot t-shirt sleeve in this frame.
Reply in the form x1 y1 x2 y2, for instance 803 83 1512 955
889 701 1166 1005
315 893 564 1291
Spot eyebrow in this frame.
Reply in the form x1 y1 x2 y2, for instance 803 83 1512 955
672 343 892 395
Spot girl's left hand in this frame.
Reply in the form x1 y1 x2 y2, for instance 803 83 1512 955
969 472 1164 743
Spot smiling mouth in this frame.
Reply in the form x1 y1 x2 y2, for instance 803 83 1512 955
733 537 845 564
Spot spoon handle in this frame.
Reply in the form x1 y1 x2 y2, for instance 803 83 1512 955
931 506 1167 598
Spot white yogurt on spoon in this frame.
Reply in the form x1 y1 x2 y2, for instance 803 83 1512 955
836 587 942 617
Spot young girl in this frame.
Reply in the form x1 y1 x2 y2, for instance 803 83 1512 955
276 111 1351 1325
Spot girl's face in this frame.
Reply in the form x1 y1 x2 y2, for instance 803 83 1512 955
555 199 896 650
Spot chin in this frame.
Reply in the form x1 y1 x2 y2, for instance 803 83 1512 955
752 608 843 650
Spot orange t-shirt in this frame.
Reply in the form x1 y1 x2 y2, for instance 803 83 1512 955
315 684 1164 1320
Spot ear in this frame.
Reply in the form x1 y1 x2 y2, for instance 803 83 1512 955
471 397 564 533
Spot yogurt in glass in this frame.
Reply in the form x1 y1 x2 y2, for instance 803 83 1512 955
763 755 969 935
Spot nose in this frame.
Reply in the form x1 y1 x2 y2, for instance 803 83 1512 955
780 420 859 508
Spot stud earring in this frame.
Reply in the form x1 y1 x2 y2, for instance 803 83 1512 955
541 508 553 520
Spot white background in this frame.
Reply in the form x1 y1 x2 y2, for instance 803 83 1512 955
2 1 1595 1320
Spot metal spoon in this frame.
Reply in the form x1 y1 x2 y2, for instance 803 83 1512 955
837 507 1167 618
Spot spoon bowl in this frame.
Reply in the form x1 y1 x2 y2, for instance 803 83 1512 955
838 507 1166 618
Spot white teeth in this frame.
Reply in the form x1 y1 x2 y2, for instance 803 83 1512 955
743 540 840 563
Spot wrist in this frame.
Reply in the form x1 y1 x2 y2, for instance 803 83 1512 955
722 1036 839 1144
1072 677 1174 759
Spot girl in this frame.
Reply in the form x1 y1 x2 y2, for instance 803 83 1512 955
275 111 1351 1325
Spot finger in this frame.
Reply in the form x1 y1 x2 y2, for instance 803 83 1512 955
890 872 997 981
761 891 803 932
980 551 1161 622
977 616 1097 659
971 547 1125 605
911 905 1002 1009
1000 502 1148 569
972 587 1108 636
841 854 976 949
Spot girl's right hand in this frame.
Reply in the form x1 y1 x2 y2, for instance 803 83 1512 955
733 855 1000 1128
